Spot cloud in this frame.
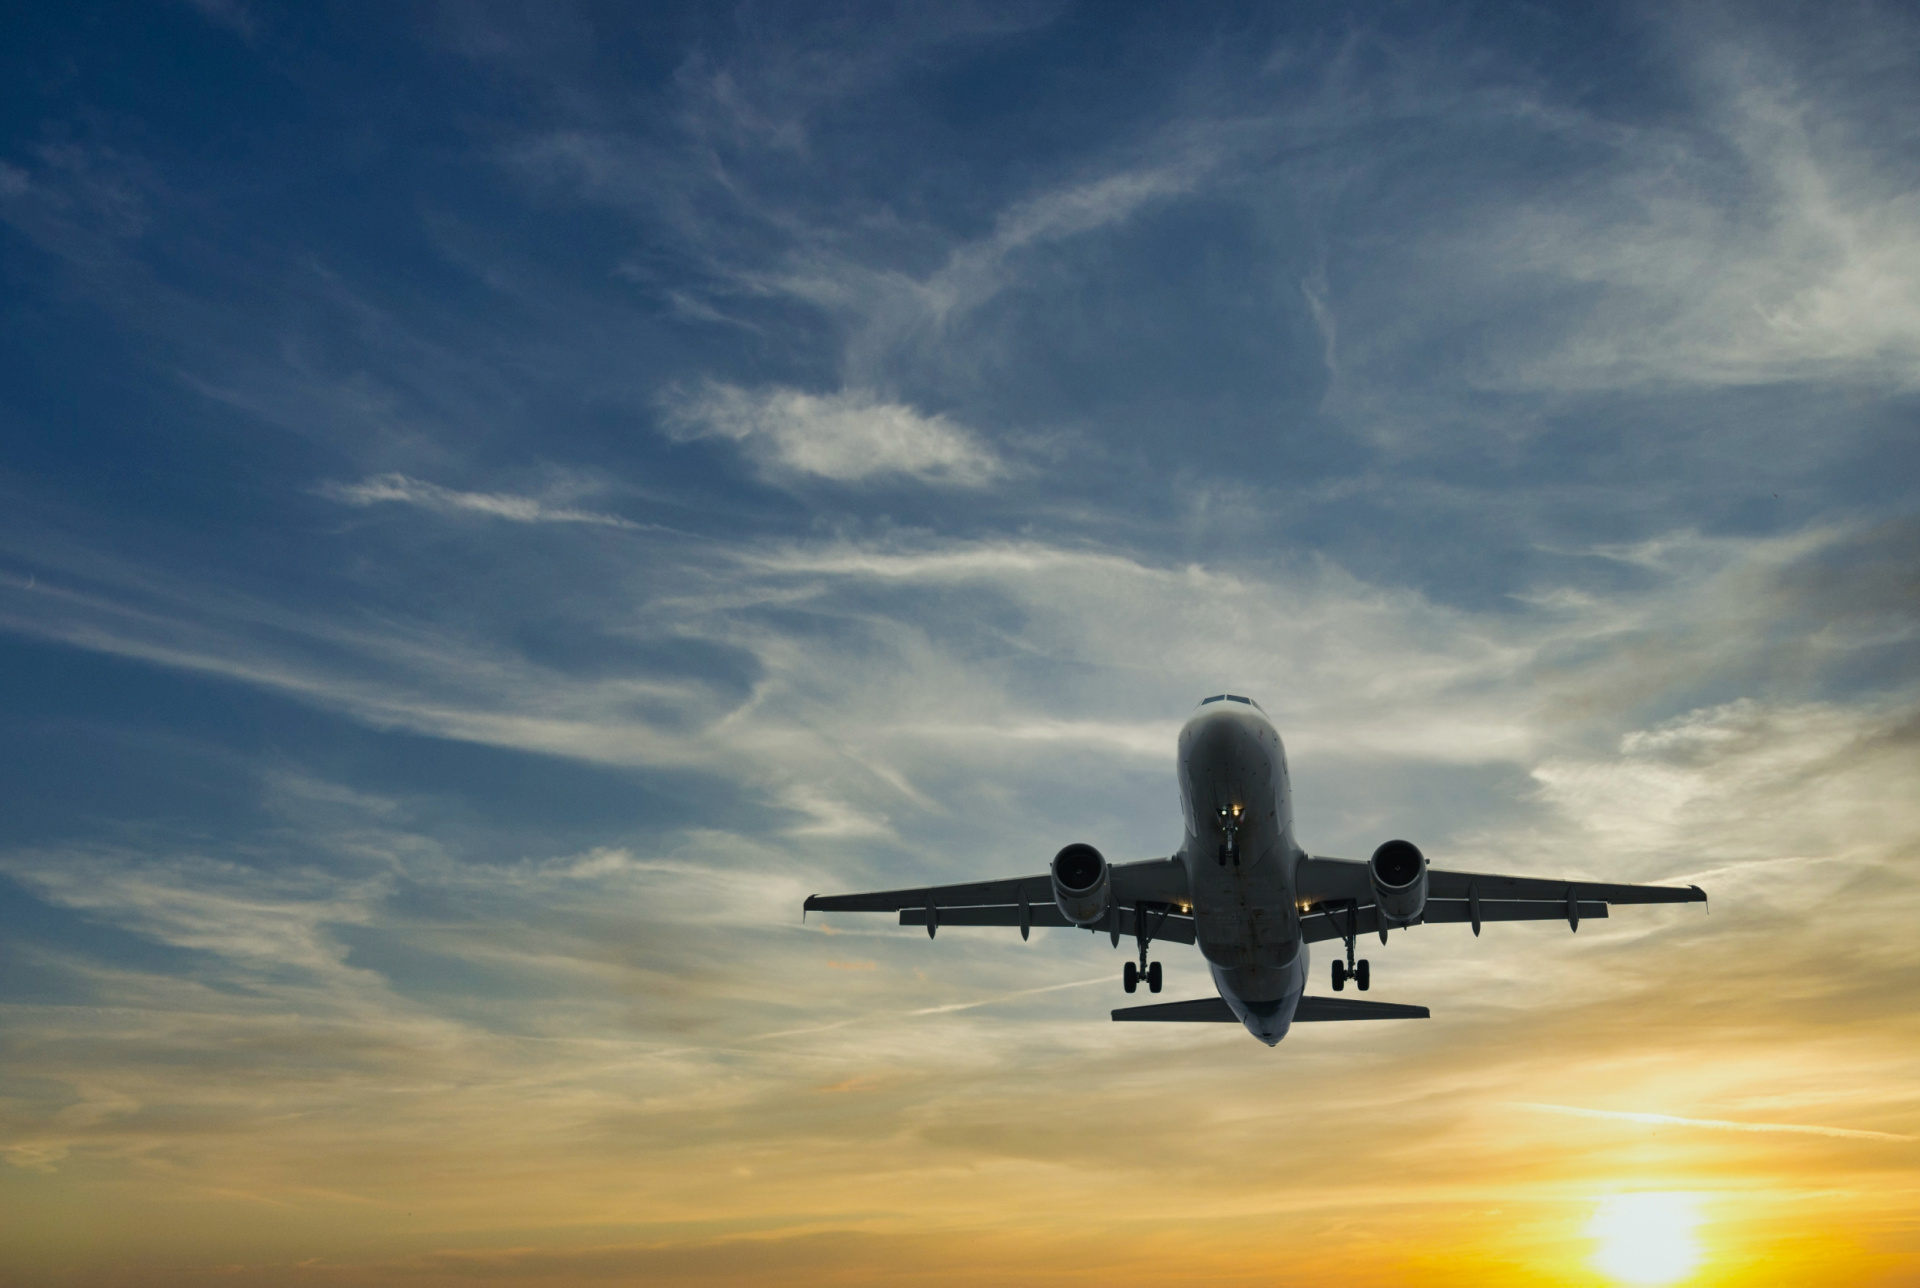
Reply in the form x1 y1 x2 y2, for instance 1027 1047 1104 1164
5 514 1907 856
875 158 1209 326
752 976 1111 1042
5 11 1920 1280
316 474 643 528
752 151 1215 395
0 142 157 267
1514 1103 1915 1142
4 517 1916 1286
179 0 258 42
1390 26 1920 398
661 383 1004 485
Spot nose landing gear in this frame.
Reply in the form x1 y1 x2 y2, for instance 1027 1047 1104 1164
1216 803 1245 866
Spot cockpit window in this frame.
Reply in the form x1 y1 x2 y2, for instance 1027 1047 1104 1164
1201 695 1226 704
1226 694 1250 704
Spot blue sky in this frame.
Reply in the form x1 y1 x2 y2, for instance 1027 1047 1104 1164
2 4 1917 1284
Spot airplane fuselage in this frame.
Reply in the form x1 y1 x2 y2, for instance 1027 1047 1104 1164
810 694 1712 1044
805 695 1708 1046
1177 696 1306 1044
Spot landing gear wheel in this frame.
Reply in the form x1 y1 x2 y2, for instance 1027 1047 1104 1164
1123 961 1139 993
1331 961 1346 991
1356 959 1371 992
1147 961 1163 993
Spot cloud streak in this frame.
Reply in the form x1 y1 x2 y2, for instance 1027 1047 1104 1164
317 474 644 528
1515 1103 1916 1142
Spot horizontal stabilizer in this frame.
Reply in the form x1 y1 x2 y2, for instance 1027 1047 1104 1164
1111 995 1431 1023
1112 996 1237 1022
1295 996 1429 1021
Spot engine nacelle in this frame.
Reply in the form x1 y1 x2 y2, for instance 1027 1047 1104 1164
1369 839 1428 926
1051 843 1111 926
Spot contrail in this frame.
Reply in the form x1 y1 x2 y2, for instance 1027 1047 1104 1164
1514 1102 1914 1142
756 976 1111 1041
905 975 1111 1017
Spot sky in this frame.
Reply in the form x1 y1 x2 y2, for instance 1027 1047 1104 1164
0 2 1917 1285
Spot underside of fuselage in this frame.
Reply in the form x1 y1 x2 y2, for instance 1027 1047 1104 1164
1177 696 1307 1045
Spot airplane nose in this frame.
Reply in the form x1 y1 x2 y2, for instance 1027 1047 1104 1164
1187 711 1271 779
1190 710 1255 755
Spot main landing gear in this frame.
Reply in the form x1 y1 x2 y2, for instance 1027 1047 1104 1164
1328 899 1370 991
1122 902 1173 994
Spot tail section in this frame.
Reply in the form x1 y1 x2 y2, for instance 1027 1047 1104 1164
1113 995 1429 1022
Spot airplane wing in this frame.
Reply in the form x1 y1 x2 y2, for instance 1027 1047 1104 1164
805 857 1193 941
1112 995 1430 1022
1294 855 1705 937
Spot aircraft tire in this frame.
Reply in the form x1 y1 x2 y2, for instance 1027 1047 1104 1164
1123 961 1139 993
1331 961 1345 991
1147 961 1162 993
1356 959 1370 991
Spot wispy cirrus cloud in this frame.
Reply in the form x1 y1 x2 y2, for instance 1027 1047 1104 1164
1327 24 1920 409
179 0 258 42
316 474 644 528
660 383 1005 486
1515 1103 1915 1142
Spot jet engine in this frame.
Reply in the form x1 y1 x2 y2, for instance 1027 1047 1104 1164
1051 843 1111 925
1369 839 1428 926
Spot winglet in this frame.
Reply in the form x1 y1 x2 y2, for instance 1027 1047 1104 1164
1691 884 1708 911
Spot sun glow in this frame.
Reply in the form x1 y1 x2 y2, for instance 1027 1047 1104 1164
1587 1193 1703 1284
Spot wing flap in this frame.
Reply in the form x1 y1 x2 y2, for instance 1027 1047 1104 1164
806 875 1051 914
1423 897 1608 926
901 904 1197 944
1300 901 1378 944
1428 869 1706 905
805 857 1188 916
1300 898 1611 942
1296 855 1706 911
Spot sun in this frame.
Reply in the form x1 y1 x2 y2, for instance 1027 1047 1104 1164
1587 1192 1703 1285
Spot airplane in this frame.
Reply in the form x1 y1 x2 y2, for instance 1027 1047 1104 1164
804 693 1708 1046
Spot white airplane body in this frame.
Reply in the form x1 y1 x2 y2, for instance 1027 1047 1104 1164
806 696 1706 1045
